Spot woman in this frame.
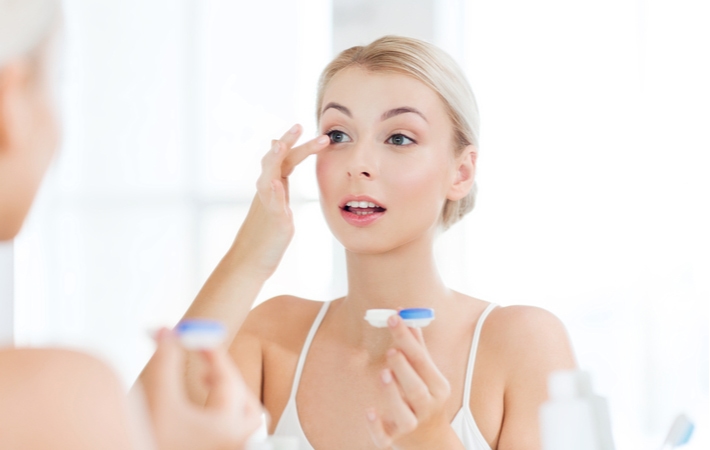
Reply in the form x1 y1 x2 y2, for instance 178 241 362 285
168 36 577 449
0 1 261 448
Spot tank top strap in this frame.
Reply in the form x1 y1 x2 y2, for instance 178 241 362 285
462 302 498 411
288 300 331 401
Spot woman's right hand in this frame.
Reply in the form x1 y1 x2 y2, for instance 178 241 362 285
231 124 330 278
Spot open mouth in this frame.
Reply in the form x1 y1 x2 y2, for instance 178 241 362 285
342 200 387 216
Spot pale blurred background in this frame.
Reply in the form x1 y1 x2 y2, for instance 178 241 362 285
0 0 707 448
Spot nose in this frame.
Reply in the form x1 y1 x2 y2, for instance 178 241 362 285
347 168 371 178
346 143 375 180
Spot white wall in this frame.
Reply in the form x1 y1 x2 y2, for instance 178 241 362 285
463 0 709 447
14 0 332 382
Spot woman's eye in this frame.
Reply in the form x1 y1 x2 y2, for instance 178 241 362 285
327 130 351 144
387 134 414 146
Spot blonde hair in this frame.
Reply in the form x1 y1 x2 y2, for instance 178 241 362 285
0 0 59 68
316 35 480 230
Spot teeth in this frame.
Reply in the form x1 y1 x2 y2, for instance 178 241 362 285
345 200 381 208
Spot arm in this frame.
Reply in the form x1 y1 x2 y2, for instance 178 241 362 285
489 306 577 450
138 125 330 404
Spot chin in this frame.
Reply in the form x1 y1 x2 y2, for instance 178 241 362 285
0 217 24 241
332 222 435 256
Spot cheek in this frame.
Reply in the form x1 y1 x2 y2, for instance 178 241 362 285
383 157 449 204
315 152 338 197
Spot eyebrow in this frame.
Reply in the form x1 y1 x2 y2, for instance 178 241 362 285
381 107 428 123
321 102 351 117
321 102 428 123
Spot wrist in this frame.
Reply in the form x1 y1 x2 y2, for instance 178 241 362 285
223 242 275 283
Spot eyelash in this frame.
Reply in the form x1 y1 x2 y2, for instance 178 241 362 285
324 130 417 146
387 133 416 146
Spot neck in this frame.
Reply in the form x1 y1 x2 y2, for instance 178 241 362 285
335 232 455 358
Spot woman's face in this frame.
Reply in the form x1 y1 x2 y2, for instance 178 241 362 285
0 47 59 240
316 67 471 254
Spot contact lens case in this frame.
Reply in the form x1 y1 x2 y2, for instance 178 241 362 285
364 308 435 328
175 319 227 349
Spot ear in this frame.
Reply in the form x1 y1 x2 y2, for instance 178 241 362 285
446 145 476 201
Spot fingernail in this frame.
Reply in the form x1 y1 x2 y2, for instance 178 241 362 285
388 314 399 327
381 369 392 384
289 124 300 134
147 328 160 341
366 409 377 422
386 348 397 358
316 135 329 145
272 141 280 154
152 328 170 342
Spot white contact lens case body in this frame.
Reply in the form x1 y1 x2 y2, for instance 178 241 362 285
175 319 227 350
364 308 435 328
364 309 398 328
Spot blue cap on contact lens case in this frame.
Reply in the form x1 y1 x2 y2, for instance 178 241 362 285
175 319 225 334
174 319 227 349
398 308 435 319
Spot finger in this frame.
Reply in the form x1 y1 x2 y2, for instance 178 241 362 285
277 123 303 151
386 348 431 415
380 368 418 436
239 395 264 436
232 389 264 441
258 124 302 183
365 408 393 449
146 328 187 404
256 145 290 213
281 134 330 177
257 140 288 191
257 123 302 193
410 325 425 345
387 315 450 399
201 348 243 410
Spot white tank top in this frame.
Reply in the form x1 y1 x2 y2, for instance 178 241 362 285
272 301 497 449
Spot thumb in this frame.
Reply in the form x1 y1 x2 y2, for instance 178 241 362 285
144 328 187 405
202 348 243 410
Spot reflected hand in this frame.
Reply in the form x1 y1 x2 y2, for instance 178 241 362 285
141 328 263 450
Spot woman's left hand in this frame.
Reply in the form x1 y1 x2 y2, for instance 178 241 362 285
365 314 464 449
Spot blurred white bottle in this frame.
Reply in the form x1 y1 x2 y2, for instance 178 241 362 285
540 370 615 450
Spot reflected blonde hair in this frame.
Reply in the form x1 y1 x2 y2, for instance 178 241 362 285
316 35 480 230
0 0 59 68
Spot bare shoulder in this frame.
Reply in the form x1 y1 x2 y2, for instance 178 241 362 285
482 305 577 376
0 347 120 384
240 295 324 344
231 296 325 407
0 348 133 450
0 347 125 404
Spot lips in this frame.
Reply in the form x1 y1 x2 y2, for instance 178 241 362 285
339 196 386 227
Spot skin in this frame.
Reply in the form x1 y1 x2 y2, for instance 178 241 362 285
0 51 57 240
0 35 261 450
169 67 577 449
